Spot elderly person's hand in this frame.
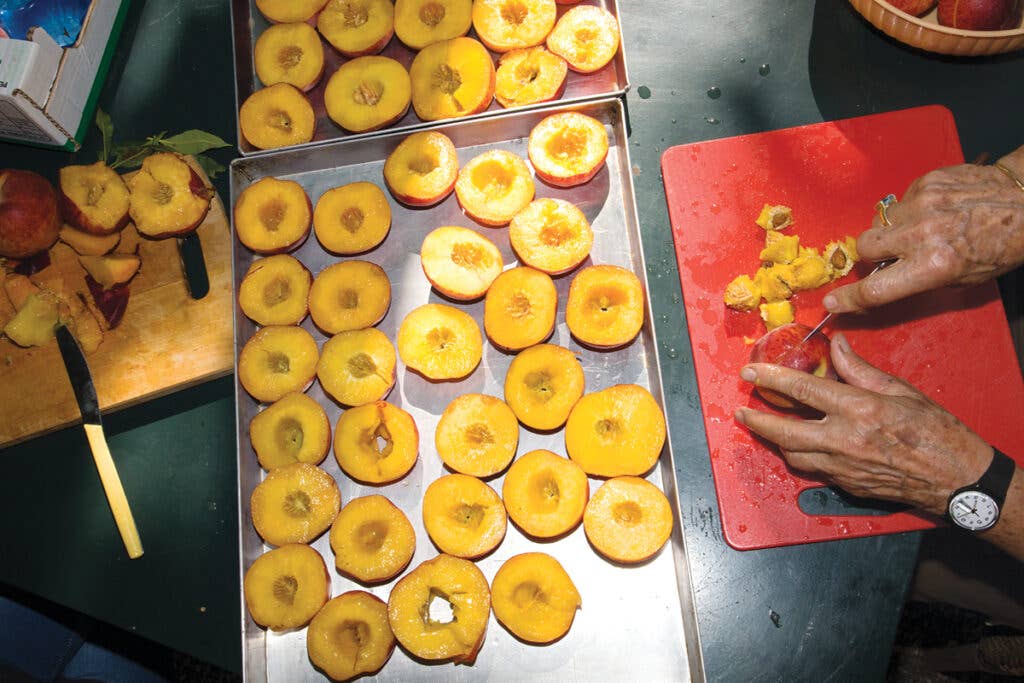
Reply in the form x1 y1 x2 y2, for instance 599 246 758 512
824 149 1024 314
733 333 994 517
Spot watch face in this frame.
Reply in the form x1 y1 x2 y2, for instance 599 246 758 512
948 491 1000 531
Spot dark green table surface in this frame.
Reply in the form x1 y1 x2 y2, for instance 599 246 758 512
1 1 1022 679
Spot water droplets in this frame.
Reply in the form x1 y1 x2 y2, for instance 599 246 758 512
704 116 720 125
637 85 652 99
706 86 721 99
758 63 771 76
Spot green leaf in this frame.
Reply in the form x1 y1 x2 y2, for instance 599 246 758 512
95 108 114 164
161 130 231 156
110 141 151 170
194 154 226 180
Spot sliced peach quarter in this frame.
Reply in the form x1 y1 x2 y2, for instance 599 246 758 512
383 131 459 207
394 0 472 50
484 266 556 351
472 0 556 52
250 392 330 470
491 552 581 643
243 544 329 631
329 495 416 583
409 37 495 121
256 0 329 23
318 0 395 56
325 56 411 133
234 176 313 254
238 325 320 403
127 153 211 238
250 462 341 546
78 254 140 289
528 111 608 187
565 383 666 477
313 181 391 254
317 328 396 406
254 22 325 91
503 343 584 431
502 448 587 538
435 394 519 477
58 162 130 236
423 474 507 558
566 264 644 348
494 46 568 108
307 591 396 680
509 198 592 275
420 225 503 300
334 401 419 483
584 476 673 564
308 260 391 334
239 254 312 326
239 83 316 150
397 303 482 380
454 149 535 226
58 225 120 256
387 554 490 664
546 4 620 74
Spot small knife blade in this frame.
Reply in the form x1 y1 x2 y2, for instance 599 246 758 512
177 232 210 300
800 258 896 344
56 325 101 424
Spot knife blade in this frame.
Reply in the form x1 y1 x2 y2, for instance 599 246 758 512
56 325 144 559
177 231 210 300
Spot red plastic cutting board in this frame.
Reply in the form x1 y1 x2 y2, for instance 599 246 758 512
662 106 1024 550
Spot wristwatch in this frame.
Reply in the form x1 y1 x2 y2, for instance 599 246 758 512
946 448 1017 532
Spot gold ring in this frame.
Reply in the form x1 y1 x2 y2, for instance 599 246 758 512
994 162 1024 192
875 193 897 227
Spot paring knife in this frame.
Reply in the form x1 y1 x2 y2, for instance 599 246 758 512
177 231 210 300
55 325 144 559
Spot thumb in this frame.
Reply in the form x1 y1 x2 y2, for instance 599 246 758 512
830 333 913 397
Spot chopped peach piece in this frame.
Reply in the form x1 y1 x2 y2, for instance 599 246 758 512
317 0 395 56
484 266 556 351
58 225 120 256
755 204 794 231
508 197 592 275
238 254 312 326
454 149 535 226
503 343 584 431
256 0 329 23
409 37 495 121
317 328 396 406
435 394 519 477
472 0 557 53
491 552 580 643
397 303 482 380
243 544 329 631
422 473 507 558
546 5 620 73
238 325 319 403
307 591 396 680
584 476 673 564
494 46 568 108
383 131 459 207
565 264 644 349
308 260 391 334
239 83 316 150
254 22 325 91
565 384 666 477
760 230 799 265
329 495 416 582
420 225 503 300
313 181 391 255
249 392 330 470
723 274 760 312
527 111 608 187
250 462 341 545
394 0 472 50
234 176 312 254
759 300 794 331
324 56 411 133
502 449 588 538
334 401 419 483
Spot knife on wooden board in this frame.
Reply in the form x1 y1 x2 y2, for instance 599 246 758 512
177 232 209 300
55 324 144 559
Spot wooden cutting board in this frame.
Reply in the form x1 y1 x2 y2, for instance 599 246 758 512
0 164 234 448
662 106 1024 550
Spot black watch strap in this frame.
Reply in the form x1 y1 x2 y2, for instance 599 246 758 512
975 448 1016 507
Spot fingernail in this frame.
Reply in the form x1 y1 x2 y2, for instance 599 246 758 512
734 408 747 425
740 366 756 382
834 332 851 353
823 294 838 312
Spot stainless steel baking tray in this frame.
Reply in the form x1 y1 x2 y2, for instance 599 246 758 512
230 97 703 681
230 0 631 156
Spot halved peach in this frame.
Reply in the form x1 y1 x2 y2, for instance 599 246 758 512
58 162 130 235
409 37 495 121
387 554 490 664
502 448 587 538
484 266 556 351
234 176 312 254
318 0 395 56
128 153 211 238
397 303 482 380
238 254 312 326
239 83 316 150
255 0 329 23
422 473 507 558
508 198 592 275
317 328 396 406
383 131 459 207
490 552 580 643
454 150 535 226
324 56 411 133
565 383 665 477
58 225 120 256
249 392 330 470
527 111 608 187
584 476 673 564
254 22 325 91
394 0 472 50
472 0 556 52
565 264 644 349
420 226 502 300
243 544 329 631
546 4 620 74
503 343 584 431
435 393 519 477
334 401 419 483
307 591 396 680
238 325 320 403
494 46 568 108
313 181 391 255
308 260 391 334
329 495 416 582
250 462 341 545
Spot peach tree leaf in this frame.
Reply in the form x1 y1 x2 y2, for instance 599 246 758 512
160 130 231 156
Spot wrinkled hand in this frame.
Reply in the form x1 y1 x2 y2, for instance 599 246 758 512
734 333 993 517
825 160 1024 313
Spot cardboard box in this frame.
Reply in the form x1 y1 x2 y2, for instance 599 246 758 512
0 0 128 150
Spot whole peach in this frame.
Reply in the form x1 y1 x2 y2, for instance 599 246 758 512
0 169 60 258
749 323 838 409
937 0 1023 29
887 0 938 15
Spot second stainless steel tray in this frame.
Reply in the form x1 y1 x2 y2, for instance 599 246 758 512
231 97 703 681
230 0 630 156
